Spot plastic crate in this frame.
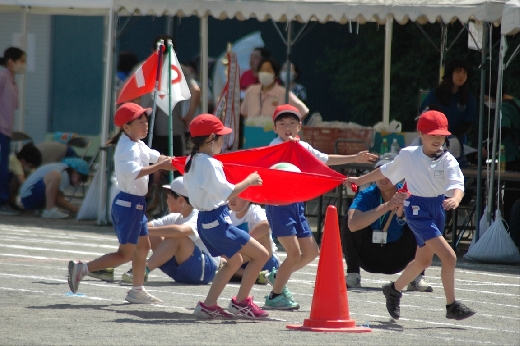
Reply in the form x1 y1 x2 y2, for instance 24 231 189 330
301 126 375 155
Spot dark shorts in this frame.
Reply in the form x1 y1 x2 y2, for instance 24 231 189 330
111 191 148 245
21 179 47 210
198 205 251 258
159 246 217 284
404 195 445 247
265 202 313 238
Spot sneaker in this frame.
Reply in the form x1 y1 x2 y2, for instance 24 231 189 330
265 268 293 301
264 293 300 310
68 260 88 293
256 270 269 285
125 288 162 304
382 282 402 320
88 268 115 282
407 274 433 292
446 301 476 320
194 301 234 319
42 207 69 219
121 268 148 283
0 204 20 216
346 273 361 288
229 296 269 318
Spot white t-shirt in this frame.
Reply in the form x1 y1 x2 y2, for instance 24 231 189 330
114 133 160 196
149 209 218 265
380 146 464 198
183 153 234 211
19 163 70 199
229 204 278 254
270 137 329 163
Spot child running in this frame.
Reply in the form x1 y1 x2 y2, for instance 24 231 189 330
264 104 378 309
68 103 174 304
184 114 270 319
347 110 476 320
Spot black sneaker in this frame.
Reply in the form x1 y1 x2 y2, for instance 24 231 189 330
382 282 402 320
446 301 476 320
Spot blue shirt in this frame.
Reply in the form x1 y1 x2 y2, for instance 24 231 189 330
349 184 406 243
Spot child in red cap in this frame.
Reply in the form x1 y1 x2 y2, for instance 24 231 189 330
68 102 175 304
263 104 378 310
347 110 476 321
184 114 270 319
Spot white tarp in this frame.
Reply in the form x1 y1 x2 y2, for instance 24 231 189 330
502 0 520 35
0 0 111 15
115 0 507 24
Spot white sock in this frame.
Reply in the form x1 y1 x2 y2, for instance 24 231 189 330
132 286 144 291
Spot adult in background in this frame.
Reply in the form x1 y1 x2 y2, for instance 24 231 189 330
344 154 433 292
240 47 271 95
420 60 477 167
0 47 26 215
280 61 307 103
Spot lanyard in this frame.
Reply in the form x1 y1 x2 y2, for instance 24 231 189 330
259 88 269 117
378 194 391 230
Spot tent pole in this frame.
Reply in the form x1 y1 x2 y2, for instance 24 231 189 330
439 22 447 82
201 15 209 113
475 22 489 239
383 16 393 126
97 7 115 225
18 6 28 134
285 20 292 104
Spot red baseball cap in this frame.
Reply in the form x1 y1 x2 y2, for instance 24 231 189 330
417 110 451 136
189 114 232 137
114 103 152 128
273 104 301 122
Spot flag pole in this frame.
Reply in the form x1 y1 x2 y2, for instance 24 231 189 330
167 39 174 182
148 39 164 148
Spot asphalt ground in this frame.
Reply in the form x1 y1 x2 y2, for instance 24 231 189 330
1 213 519 345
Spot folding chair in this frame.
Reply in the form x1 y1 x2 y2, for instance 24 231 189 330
67 136 91 160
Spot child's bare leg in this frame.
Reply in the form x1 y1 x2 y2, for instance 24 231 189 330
87 243 135 272
149 236 164 252
147 237 194 270
395 245 433 291
43 171 61 209
205 254 243 306
292 236 320 272
274 236 301 294
235 239 269 302
423 236 457 304
132 236 151 287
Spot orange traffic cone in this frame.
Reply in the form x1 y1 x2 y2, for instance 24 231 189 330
287 206 371 333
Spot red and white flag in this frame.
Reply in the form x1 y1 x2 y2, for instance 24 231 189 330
156 46 191 113
116 52 159 104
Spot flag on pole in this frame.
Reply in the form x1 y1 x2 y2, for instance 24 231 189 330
156 46 191 114
116 51 160 104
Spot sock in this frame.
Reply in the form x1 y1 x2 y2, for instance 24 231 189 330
446 301 457 309
133 286 144 291
145 266 150 274
391 282 399 292
269 291 281 299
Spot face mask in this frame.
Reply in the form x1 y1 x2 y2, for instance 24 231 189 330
13 62 26 74
279 72 295 84
258 72 275 87
484 100 496 109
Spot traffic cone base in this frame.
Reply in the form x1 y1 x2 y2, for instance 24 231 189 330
286 206 371 333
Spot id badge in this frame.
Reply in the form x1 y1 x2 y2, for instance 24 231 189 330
372 230 388 244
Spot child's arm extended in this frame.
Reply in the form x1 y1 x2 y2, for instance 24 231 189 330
147 224 194 238
442 189 464 210
248 220 270 240
227 172 263 201
327 150 378 166
136 156 176 179
345 167 386 187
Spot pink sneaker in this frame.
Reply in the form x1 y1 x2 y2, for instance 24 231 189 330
228 296 269 319
193 301 234 319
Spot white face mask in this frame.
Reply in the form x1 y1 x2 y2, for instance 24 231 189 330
279 72 295 85
484 100 496 109
258 72 275 87
13 62 26 74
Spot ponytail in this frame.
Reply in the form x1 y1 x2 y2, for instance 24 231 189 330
106 128 124 146
185 135 210 173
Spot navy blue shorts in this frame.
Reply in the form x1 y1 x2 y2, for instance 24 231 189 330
265 202 313 238
404 195 445 247
198 205 251 258
21 178 46 210
159 245 217 284
111 191 148 245
241 254 280 271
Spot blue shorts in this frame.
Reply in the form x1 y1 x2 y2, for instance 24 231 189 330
111 191 148 245
198 205 251 258
159 246 216 284
241 254 280 271
21 178 46 210
265 202 313 238
404 195 445 247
